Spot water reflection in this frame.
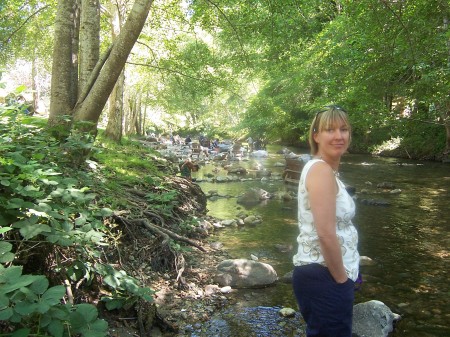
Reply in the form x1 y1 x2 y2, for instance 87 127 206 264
196 149 449 337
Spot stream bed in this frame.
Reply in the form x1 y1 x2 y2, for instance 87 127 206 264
195 148 449 337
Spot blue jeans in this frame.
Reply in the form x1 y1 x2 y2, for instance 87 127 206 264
292 264 355 337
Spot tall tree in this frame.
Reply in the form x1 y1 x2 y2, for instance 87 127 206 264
48 0 154 141
104 0 126 142
48 0 79 133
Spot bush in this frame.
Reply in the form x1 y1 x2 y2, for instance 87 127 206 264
0 104 153 336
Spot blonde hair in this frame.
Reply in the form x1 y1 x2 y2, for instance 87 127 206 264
308 106 352 155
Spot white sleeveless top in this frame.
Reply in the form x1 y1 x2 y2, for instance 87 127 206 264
292 159 360 281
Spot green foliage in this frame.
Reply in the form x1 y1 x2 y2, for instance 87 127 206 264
145 190 178 216
0 0 55 67
96 264 154 310
185 0 450 157
0 105 154 335
93 134 165 188
0 264 108 336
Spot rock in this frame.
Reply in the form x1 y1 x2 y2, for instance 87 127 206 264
221 219 237 226
204 284 220 296
210 241 223 250
360 199 391 206
377 182 396 189
250 254 258 261
250 150 268 157
237 188 271 205
227 166 247 175
352 300 401 337
279 307 296 317
220 286 232 294
214 259 278 288
360 255 376 266
255 169 272 177
243 215 257 225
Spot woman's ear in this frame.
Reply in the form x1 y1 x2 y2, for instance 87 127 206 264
313 131 320 144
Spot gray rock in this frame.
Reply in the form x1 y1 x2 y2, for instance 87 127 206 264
214 259 278 288
352 300 401 337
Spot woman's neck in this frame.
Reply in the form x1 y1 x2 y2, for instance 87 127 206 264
315 154 340 172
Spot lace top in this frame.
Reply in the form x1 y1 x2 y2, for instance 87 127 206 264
292 159 360 281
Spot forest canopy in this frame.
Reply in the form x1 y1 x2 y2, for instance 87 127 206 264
0 0 449 160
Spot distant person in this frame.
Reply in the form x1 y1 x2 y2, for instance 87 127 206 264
292 105 360 337
210 138 219 154
184 135 192 145
246 136 254 152
179 159 199 181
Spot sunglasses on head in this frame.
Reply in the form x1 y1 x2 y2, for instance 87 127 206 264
315 105 347 118
313 105 347 132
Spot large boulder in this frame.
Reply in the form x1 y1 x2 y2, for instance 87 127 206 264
352 300 401 337
214 259 278 288
237 188 271 205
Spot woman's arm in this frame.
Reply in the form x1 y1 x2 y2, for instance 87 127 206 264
306 162 348 283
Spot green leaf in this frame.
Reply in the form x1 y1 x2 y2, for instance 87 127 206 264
79 318 108 337
15 301 38 315
75 215 87 227
76 303 99 322
0 226 12 234
29 276 49 295
0 179 10 186
13 216 52 239
11 328 31 337
0 294 9 309
103 298 125 310
0 241 13 254
99 208 113 216
0 274 40 293
18 285 39 301
0 252 15 263
0 265 23 283
47 319 65 336
49 303 71 320
20 223 52 240
36 301 50 314
6 198 27 209
0 307 13 320
42 285 65 306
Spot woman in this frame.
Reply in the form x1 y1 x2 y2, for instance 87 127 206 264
292 105 360 337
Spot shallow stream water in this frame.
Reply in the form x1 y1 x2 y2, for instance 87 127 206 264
195 146 449 337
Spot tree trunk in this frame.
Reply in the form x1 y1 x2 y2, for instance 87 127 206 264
104 1 125 142
445 15 450 158
105 70 125 141
78 0 100 98
135 94 142 136
73 0 154 133
445 114 450 158
127 95 138 136
48 0 79 134
31 53 38 113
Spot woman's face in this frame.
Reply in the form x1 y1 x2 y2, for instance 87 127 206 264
313 119 350 158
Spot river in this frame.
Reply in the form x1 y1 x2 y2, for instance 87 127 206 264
195 146 449 337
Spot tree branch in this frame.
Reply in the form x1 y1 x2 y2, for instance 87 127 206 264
2 5 51 44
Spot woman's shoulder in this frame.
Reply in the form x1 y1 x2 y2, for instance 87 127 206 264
303 159 335 188
303 158 326 174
